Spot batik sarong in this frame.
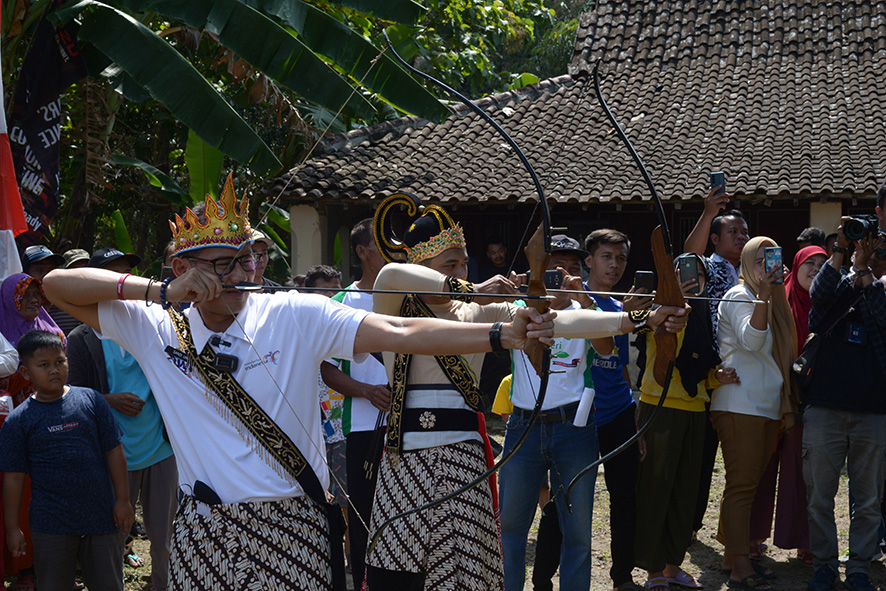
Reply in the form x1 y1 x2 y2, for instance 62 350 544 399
366 440 503 590
170 495 331 590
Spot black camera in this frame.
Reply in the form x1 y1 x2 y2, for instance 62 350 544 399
843 214 882 241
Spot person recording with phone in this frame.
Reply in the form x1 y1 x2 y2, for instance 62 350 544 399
712 237 798 590
802 201 886 591
633 253 738 591
682 173 752 543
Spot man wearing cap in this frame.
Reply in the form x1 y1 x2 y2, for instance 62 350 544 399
21 244 82 335
366 195 690 591
42 175 555 591
499 234 618 591
21 244 65 282
251 229 281 288
66 248 177 591
62 248 90 270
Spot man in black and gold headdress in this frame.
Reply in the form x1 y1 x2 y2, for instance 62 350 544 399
365 194 691 590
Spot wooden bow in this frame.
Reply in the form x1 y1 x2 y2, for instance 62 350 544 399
565 63 682 507
365 32 553 554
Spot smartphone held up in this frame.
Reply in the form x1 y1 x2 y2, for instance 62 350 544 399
764 247 784 284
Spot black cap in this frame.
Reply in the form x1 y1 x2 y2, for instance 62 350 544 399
550 234 589 259
21 245 65 272
88 248 142 269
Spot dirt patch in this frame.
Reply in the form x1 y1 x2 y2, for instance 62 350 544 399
482 412 880 591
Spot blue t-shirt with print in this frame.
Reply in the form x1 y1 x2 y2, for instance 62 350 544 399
589 294 635 427
0 386 122 535
102 339 173 471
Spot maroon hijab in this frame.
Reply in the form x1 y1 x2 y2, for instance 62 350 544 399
785 246 828 345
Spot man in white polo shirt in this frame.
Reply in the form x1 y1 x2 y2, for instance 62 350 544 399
499 235 615 591
322 218 391 590
43 175 554 591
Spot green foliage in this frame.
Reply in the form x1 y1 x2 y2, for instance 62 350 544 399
184 129 225 203
51 0 283 172
409 0 553 96
405 0 584 97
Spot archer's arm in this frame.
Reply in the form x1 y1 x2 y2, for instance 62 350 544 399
372 264 450 314
354 307 555 357
553 305 689 339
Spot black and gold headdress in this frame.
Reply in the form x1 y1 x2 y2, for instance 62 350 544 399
372 193 466 264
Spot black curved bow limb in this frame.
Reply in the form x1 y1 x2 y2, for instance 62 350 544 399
564 62 683 510
366 31 553 554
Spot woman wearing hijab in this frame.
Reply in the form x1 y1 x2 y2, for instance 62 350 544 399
0 273 64 591
713 237 799 590
635 253 739 591
747 245 828 566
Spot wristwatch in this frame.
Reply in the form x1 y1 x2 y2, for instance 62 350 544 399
489 322 508 357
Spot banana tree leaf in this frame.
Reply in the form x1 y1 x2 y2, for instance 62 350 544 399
110 153 189 206
113 0 376 120
81 44 152 103
243 0 448 122
258 201 290 232
184 129 225 203
258 222 288 253
111 209 141 274
50 1 281 173
335 0 426 25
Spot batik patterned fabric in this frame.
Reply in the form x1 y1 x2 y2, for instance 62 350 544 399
170 495 331 590
367 440 503 590
704 253 739 349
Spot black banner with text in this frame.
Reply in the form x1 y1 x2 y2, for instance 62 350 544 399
10 16 86 247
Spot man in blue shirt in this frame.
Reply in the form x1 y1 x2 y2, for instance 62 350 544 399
66 248 177 591
584 229 647 591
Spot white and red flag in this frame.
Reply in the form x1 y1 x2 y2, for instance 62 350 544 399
0 5 28 279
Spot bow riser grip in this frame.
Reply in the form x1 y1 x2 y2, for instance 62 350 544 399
523 224 552 375
650 226 684 387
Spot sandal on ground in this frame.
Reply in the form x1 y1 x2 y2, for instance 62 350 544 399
749 543 768 560
721 562 777 580
124 552 146 567
11 574 35 591
797 549 815 566
645 576 670 591
665 569 703 588
726 574 774 590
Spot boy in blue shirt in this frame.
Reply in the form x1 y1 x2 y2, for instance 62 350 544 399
1 330 133 591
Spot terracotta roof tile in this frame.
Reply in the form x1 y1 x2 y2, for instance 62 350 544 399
273 1 886 205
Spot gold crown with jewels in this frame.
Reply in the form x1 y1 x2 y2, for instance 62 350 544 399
169 173 253 255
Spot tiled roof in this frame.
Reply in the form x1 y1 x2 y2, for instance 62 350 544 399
275 1 886 205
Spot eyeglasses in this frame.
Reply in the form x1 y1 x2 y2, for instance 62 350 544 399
185 253 259 276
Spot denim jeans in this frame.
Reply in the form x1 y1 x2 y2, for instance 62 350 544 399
803 406 886 576
499 409 598 591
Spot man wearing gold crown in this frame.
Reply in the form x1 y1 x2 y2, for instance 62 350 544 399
41 175 557 591
364 194 691 591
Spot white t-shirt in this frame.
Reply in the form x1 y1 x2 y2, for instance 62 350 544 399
332 285 389 434
510 301 594 411
98 292 368 504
